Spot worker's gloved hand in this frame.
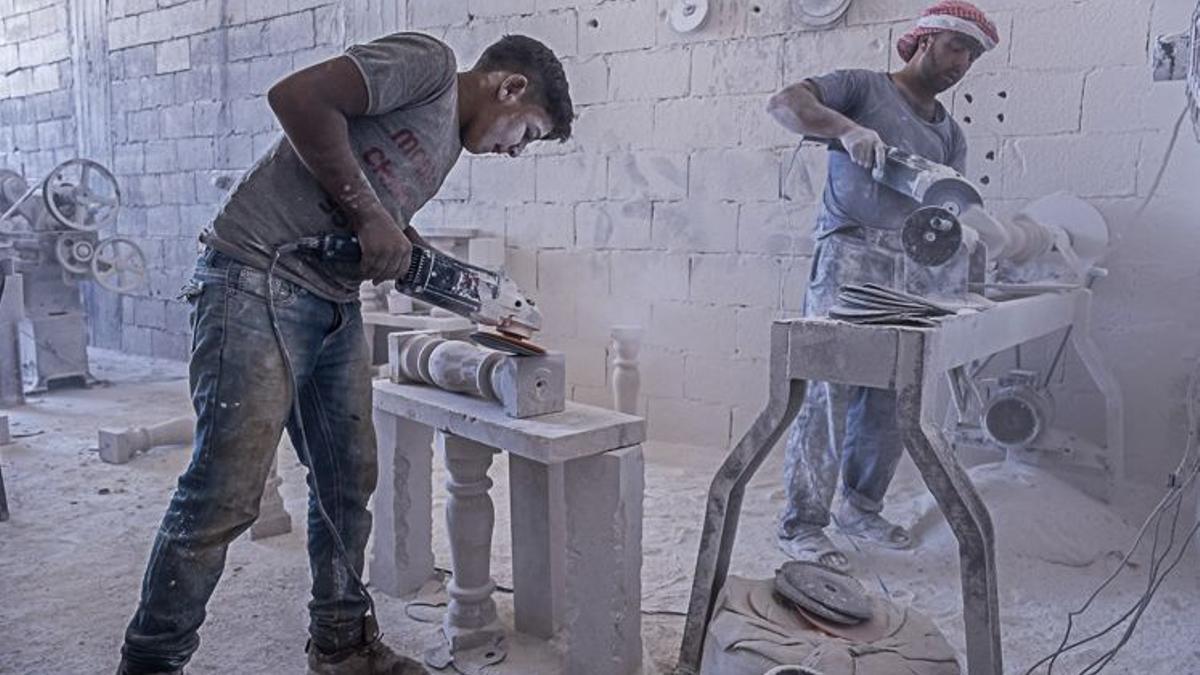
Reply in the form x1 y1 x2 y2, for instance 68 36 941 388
355 211 413 284
838 124 888 175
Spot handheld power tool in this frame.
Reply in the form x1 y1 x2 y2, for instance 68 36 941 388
296 232 546 356
809 136 985 266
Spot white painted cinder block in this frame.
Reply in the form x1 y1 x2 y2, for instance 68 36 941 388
609 47 690 101
562 56 608 107
576 200 653 250
690 37 783 96
738 202 817 256
409 0 468 28
653 97 742 150
444 16 507 66
155 38 191 74
470 0 535 19
507 10 579 57
1003 133 1139 199
629 345 685 398
649 300 737 356
689 253 781 308
579 0 655 55
506 202 574 250
734 305 783 359
536 153 606 203
684 354 769 406
646 397 731 448
537 249 611 299
573 102 655 152
690 148 781 202
470 156 536 204
1010 0 1150 70
1081 66 1186 134
611 250 690 303
608 151 688 200
652 200 739 253
782 24 891 82
952 70 1084 136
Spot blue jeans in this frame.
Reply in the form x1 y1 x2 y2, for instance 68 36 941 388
780 232 905 538
121 250 378 671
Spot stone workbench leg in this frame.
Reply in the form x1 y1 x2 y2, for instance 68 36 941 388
509 456 567 638
369 411 435 597
441 433 505 654
563 445 644 675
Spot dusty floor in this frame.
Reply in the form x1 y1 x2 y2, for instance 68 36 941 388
1 349 1198 675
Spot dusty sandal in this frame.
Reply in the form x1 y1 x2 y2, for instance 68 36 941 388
777 531 851 572
837 511 913 550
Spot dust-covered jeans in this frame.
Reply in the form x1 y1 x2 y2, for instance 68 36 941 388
779 231 905 538
121 250 377 671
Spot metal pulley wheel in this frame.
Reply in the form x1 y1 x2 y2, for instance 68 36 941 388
792 0 853 28
54 233 97 275
902 206 963 267
43 158 121 231
90 236 147 294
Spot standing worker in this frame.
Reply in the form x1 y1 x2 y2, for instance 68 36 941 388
116 33 573 675
766 0 999 571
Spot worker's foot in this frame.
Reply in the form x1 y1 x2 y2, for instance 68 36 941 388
835 503 913 550
115 660 183 675
307 638 429 674
777 527 850 572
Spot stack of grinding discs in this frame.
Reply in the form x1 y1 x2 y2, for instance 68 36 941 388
774 561 893 642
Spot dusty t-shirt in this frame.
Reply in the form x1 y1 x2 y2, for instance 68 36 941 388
202 32 463 302
808 69 967 235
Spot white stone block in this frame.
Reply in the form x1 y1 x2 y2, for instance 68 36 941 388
738 202 817 256
576 200 653 250
470 0 534 18
953 70 1084 136
562 56 608 106
506 202 574 249
649 300 737 356
610 251 689 302
608 47 690 101
690 148 781 201
579 0 655 55
443 16 507 66
651 200 738 253
410 0 468 27
690 37 782 96
470 156 536 204
734 305 782 359
370 414 436 598
782 25 890 82
155 37 191 74
608 151 688 200
536 153 606 203
653 96 742 150
646 397 731 447
507 9 578 57
573 102 654 152
689 253 780 307
1003 133 1139 199
1011 0 1150 70
372 381 646 464
508 455 566 637
536 249 610 299
684 354 768 405
1081 66 1186 133
562 445 644 675
634 345 685 398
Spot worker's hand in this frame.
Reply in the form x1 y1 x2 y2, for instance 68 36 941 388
355 211 412 284
838 124 888 174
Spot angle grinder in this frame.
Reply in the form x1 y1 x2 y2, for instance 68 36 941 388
297 232 546 356
808 137 985 266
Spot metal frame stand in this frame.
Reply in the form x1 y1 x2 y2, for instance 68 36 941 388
675 289 1122 675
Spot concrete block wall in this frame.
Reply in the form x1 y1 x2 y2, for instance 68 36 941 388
0 0 75 181
0 0 1196 483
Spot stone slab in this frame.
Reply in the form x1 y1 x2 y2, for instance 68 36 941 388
373 380 645 465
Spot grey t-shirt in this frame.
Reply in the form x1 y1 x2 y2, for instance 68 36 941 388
808 69 967 235
202 32 463 301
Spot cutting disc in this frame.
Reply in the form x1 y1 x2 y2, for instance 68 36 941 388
775 561 874 623
470 330 547 357
903 206 962 267
792 595 897 643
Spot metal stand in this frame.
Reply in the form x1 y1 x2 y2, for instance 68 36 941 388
676 289 1122 675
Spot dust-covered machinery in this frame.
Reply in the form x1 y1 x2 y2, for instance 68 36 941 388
0 159 147 398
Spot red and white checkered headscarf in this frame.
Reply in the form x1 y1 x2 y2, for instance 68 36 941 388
897 0 1000 62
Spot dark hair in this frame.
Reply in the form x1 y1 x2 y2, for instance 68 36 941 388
475 35 573 142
